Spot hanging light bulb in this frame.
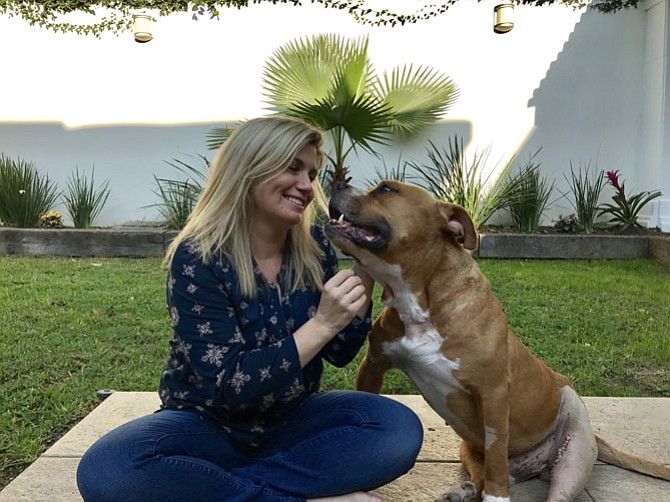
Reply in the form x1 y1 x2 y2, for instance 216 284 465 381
493 2 514 34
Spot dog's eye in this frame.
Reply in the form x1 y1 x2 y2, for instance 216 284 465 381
377 183 395 194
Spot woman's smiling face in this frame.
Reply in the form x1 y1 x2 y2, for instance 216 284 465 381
252 144 319 230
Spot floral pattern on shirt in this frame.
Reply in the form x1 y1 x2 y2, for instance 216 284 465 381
158 226 372 447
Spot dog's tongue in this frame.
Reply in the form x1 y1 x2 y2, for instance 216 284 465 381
329 218 377 243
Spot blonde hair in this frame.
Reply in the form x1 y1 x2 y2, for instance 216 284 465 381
164 116 328 298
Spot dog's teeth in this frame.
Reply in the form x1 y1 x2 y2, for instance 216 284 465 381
338 214 345 223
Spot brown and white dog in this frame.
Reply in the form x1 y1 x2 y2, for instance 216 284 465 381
324 180 670 502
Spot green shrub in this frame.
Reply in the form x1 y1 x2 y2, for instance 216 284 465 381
63 167 110 228
365 156 411 187
409 137 515 229
0 155 60 227
600 170 662 231
504 154 554 232
150 155 209 229
563 162 606 234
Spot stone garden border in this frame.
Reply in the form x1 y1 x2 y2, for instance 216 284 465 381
0 228 668 268
477 233 669 268
0 228 178 258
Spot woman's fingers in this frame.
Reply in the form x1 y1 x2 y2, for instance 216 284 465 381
326 268 358 288
325 271 363 301
335 279 367 309
343 283 367 304
316 270 369 333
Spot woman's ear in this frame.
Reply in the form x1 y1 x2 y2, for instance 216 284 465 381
438 202 478 250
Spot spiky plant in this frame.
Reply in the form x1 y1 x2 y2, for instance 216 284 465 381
0 154 60 227
410 137 515 229
63 167 110 228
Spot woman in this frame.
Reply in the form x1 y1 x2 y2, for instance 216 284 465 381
76 116 423 502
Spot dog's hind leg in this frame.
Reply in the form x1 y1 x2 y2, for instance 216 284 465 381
545 436 596 502
545 387 598 502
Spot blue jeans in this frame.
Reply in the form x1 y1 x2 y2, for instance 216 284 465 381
76 391 423 501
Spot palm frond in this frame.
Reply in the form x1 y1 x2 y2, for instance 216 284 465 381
261 33 460 192
377 64 459 136
262 34 372 111
206 126 233 151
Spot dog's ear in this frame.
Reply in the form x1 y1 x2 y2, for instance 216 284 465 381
438 202 478 250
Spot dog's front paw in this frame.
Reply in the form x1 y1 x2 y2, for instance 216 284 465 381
435 481 477 502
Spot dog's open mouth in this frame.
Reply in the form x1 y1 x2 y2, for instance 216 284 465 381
324 210 390 250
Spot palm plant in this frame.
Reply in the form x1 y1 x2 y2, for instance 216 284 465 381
261 34 459 194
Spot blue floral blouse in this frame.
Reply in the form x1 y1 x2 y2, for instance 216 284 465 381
158 226 372 448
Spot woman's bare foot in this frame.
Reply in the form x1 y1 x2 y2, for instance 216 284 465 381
308 491 382 502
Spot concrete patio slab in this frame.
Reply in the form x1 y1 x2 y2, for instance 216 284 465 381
1 393 669 501
0 458 81 502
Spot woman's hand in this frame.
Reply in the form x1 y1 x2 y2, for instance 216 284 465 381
293 268 371 367
314 269 369 334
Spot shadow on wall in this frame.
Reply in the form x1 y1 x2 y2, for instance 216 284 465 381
518 6 648 220
0 120 229 226
0 119 474 226
346 120 473 187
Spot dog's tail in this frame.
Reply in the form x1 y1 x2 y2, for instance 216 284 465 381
596 435 670 481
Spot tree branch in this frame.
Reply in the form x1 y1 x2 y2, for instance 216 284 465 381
0 1 639 37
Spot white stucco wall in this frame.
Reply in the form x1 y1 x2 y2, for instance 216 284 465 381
644 0 670 230
0 0 667 229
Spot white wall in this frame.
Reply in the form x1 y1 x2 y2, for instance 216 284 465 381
0 1 666 229
643 0 670 230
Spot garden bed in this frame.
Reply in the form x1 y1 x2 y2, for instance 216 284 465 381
0 227 668 267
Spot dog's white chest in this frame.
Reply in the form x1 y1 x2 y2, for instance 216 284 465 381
380 278 466 425
382 323 464 417
368 262 468 424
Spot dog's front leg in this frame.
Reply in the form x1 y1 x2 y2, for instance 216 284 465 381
355 348 391 394
478 384 511 501
355 308 403 394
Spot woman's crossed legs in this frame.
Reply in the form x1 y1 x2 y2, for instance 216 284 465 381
76 391 423 502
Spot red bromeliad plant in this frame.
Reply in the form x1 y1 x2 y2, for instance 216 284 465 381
600 170 662 231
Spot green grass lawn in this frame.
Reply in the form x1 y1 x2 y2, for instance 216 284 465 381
1 256 669 488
